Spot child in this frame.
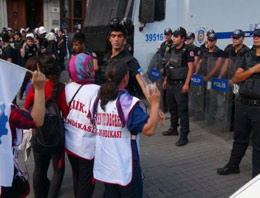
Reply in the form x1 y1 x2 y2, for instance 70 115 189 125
92 60 160 198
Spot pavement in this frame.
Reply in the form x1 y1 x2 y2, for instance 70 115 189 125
17 70 253 198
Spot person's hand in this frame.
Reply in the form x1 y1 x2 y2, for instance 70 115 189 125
250 64 260 74
147 83 160 106
22 42 27 49
32 69 46 91
228 79 234 87
158 109 165 126
182 84 189 94
203 75 209 81
162 79 167 90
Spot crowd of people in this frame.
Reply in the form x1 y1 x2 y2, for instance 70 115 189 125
1 18 260 197
0 18 163 198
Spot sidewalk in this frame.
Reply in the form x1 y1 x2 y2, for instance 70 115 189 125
21 113 252 198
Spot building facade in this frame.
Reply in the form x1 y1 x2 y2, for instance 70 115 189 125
0 0 86 32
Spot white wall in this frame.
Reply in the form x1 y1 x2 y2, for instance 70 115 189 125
43 0 61 32
0 0 8 30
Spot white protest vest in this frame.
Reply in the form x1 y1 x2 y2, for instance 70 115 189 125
94 96 143 186
64 82 100 160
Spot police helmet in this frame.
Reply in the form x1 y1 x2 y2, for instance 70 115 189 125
164 28 172 35
120 17 134 35
109 17 128 36
39 26 47 35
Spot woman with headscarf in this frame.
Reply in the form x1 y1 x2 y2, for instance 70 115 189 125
64 53 99 198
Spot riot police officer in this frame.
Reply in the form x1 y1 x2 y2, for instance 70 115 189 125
159 28 173 67
186 32 201 69
217 25 260 178
159 28 173 112
218 29 250 131
162 27 194 146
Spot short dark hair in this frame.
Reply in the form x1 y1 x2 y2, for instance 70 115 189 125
1 31 9 42
72 32 86 44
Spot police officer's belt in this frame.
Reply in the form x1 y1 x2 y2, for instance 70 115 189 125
237 95 260 106
168 79 185 85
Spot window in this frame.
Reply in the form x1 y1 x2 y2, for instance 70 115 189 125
60 0 86 32
139 0 165 23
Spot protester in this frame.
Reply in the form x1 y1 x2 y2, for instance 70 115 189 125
92 60 160 197
1 69 46 197
64 53 98 198
24 55 68 198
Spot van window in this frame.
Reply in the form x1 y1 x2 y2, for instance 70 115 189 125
154 0 165 21
139 0 165 23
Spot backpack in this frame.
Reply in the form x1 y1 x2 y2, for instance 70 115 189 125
32 83 65 154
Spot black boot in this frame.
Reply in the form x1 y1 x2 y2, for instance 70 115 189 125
176 136 188 146
217 165 240 175
162 127 178 136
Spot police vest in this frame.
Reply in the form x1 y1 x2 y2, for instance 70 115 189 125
166 47 188 80
94 96 144 186
160 41 172 65
64 82 100 160
239 51 260 98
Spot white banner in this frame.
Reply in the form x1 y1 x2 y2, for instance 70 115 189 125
0 59 27 187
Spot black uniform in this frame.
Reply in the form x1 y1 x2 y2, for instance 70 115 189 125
14 39 24 66
24 44 38 64
224 44 250 130
159 40 173 66
1 44 13 62
104 48 141 96
166 44 194 136
226 47 260 177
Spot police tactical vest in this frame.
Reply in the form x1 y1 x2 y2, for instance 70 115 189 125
160 42 172 65
239 51 260 98
166 47 188 80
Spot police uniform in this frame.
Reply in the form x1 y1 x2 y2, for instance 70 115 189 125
159 28 173 112
24 44 38 63
164 28 194 145
159 40 173 66
217 26 260 177
223 30 250 131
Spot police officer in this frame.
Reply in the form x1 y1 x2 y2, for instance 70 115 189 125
218 29 250 131
186 32 201 68
217 25 260 178
159 28 173 66
219 29 250 79
158 28 173 112
162 27 194 146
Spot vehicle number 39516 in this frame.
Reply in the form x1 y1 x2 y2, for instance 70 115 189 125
145 33 164 42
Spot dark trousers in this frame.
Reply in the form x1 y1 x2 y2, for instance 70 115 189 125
167 83 189 136
227 102 260 177
33 150 65 198
104 161 143 198
67 153 95 198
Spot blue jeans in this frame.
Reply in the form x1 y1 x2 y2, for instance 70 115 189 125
104 161 143 198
